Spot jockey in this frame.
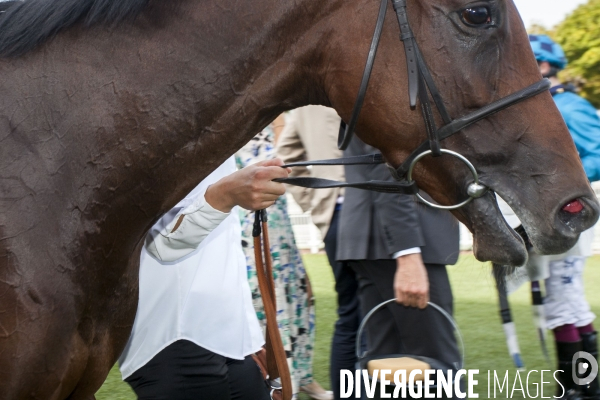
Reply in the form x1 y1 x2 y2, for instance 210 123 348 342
528 34 600 400
529 34 600 181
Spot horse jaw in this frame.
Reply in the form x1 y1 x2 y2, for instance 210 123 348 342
462 191 528 266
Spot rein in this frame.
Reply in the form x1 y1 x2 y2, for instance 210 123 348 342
278 0 551 210
252 210 293 400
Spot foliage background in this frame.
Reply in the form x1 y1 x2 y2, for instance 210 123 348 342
530 0 600 108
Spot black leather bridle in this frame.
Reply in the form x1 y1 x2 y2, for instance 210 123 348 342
278 0 551 210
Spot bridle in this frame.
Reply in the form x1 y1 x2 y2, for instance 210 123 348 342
254 4 550 397
277 0 551 210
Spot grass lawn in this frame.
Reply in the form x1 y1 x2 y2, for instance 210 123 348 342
97 254 600 399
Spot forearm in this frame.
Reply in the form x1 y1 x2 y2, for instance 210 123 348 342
145 158 289 263
145 195 230 262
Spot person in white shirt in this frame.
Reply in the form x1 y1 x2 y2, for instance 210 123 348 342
119 157 290 399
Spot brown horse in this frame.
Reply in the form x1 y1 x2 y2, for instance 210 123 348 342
0 0 597 398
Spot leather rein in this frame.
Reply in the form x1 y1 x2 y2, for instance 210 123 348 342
276 0 551 210
252 210 293 400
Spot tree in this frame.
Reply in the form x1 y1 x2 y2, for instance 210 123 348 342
555 0 600 108
528 23 555 38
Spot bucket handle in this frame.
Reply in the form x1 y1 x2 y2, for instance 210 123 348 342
356 299 465 370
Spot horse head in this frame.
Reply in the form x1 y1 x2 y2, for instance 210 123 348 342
324 0 599 266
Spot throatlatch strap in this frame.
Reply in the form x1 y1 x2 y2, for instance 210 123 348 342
337 0 388 150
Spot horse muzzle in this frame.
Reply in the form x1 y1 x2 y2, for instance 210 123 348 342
465 182 600 266
539 194 600 253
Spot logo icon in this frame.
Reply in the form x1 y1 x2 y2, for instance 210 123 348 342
573 351 599 385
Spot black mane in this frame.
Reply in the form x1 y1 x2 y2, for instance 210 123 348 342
0 0 149 57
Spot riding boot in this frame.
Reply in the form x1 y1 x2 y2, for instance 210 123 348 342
556 340 584 400
580 332 600 400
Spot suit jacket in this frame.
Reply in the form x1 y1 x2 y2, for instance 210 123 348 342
336 137 459 265
276 105 344 238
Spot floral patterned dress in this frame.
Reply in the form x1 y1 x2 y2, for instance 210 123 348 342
236 126 316 396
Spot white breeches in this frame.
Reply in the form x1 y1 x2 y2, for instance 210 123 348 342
544 255 596 330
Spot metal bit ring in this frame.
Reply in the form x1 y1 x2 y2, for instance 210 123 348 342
407 149 488 210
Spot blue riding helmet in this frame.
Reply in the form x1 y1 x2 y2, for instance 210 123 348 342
528 34 567 69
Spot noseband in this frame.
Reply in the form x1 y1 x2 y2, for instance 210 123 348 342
278 0 550 210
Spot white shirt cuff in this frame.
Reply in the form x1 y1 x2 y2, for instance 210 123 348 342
393 247 421 259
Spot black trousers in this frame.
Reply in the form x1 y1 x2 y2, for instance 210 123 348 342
324 208 361 400
125 340 270 400
348 260 460 369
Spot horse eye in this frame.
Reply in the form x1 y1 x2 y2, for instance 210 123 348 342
461 6 492 26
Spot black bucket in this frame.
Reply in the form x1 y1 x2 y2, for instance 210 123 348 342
348 300 464 400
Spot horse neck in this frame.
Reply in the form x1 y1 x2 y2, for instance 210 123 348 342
62 0 346 247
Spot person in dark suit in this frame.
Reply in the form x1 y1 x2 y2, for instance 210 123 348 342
337 136 461 371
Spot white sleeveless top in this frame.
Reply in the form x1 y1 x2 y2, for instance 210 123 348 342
118 157 264 379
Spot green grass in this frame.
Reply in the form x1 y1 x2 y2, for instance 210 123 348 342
97 254 600 399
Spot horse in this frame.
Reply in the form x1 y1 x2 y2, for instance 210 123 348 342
0 0 597 398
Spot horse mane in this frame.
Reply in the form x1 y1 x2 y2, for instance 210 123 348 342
0 0 149 57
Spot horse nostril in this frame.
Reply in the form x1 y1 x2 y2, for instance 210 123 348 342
562 199 584 214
